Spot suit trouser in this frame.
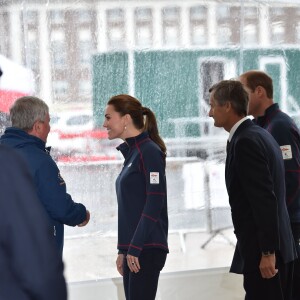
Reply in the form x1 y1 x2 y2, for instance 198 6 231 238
122 249 167 300
243 253 294 300
291 222 300 300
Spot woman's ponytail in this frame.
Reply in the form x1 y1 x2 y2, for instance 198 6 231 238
143 107 167 156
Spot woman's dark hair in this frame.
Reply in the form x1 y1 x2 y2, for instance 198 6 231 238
107 94 167 155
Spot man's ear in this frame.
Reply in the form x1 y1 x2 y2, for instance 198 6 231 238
32 120 41 134
255 86 265 96
225 101 232 112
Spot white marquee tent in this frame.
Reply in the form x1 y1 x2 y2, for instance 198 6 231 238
0 55 35 113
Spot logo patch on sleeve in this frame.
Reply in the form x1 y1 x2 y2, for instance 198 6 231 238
150 172 159 184
280 145 292 160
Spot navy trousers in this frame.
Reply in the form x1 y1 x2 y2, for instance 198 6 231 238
123 249 167 300
291 223 300 300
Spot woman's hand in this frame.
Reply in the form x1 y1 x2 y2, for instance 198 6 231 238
116 254 124 276
126 254 140 273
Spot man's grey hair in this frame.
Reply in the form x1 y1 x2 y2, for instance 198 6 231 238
10 96 49 131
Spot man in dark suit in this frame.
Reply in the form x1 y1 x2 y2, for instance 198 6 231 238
208 79 297 300
0 145 67 299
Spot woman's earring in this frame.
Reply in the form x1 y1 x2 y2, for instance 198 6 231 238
124 125 127 130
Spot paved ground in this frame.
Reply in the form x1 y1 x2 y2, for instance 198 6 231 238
63 228 236 283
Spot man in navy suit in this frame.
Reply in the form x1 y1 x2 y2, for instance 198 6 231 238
208 79 296 300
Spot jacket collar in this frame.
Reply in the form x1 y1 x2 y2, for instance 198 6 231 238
3 127 47 151
255 103 280 126
228 116 249 142
117 131 149 157
230 118 254 143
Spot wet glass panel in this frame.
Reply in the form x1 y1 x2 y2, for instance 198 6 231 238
0 0 299 291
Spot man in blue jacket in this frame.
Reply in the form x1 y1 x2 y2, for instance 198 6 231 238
0 144 67 300
240 71 300 300
0 96 90 256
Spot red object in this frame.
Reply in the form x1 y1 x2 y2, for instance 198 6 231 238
58 129 108 140
0 90 27 112
58 155 116 163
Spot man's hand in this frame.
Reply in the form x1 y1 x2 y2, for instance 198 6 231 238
77 210 90 227
259 253 278 279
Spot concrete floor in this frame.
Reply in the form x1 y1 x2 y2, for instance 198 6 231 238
63 228 236 283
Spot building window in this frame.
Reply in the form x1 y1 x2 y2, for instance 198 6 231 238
296 22 300 44
135 8 153 47
270 7 287 44
162 7 181 46
271 23 285 44
190 6 208 45
244 6 257 18
107 8 125 49
243 7 258 45
78 29 92 66
0 12 10 57
49 10 65 25
52 80 69 98
78 80 92 97
217 26 232 44
25 10 38 26
27 30 39 69
217 5 230 19
50 30 67 68
243 24 257 45
200 61 225 109
216 5 233 45
77 10 93 24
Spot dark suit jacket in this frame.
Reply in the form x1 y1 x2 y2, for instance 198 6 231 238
0 145 67 300
226 119 297 274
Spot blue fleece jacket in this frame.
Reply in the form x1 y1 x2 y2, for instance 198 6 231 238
254 103 300 223
116 131 169 257
0 127 87 255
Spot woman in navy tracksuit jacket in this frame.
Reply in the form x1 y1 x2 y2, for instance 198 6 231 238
103 94 169 300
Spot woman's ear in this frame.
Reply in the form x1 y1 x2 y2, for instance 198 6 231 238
124 113 132 125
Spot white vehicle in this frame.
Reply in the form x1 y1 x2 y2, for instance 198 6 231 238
50 110 94 133
47 110 117 160
47 110 94 156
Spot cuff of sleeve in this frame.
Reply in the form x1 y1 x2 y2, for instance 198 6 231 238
127 245 143 257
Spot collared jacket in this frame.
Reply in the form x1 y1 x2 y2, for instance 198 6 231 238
0 145 67 300
0 127 87 255
254 103 300 223
226 119 297 274
116 131 169 257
